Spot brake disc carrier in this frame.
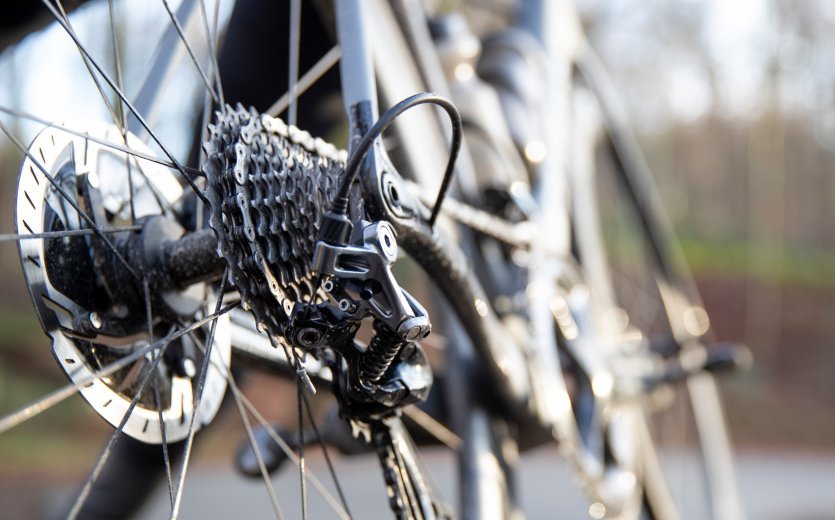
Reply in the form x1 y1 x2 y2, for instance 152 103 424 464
16 121 230 443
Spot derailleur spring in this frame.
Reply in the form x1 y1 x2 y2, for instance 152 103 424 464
360 320 407 383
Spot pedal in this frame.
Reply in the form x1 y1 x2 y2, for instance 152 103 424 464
651 341 752 387
235 407 371 478
699 341 753 374
235 423 296 478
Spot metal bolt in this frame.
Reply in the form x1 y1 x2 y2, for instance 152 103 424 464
338 299 351 312
323 280 335 293
404 327 422 341
181 358 197 378
298 327 322 348
88 312 102 330
377 223 398 261
87 171 100 189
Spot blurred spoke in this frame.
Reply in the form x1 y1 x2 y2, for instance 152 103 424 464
268 46 340 119
160 0 220 104
287 0 302 126
403 405 462 451
171 271 229 518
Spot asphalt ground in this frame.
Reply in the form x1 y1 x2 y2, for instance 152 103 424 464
115 448 835 519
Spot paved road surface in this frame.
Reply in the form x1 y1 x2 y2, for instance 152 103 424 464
102 448 835 519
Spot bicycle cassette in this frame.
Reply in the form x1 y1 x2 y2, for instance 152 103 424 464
202 106 347 340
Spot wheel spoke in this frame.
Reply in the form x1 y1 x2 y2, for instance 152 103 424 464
268 46 341 119
403 405 462 451
302 392 353 519
106 0 139 224
271 336 313 519
0 104 202 176
192 333 351 520
193 0 224 181
287 0 302 127
296 378 308 520
143 279 175 509
54 0 123 130
0 226 141 243
0 302 238 435
39 0 207 203
106 0 127 127
160 0 220 105
0 343 157 435
170 271 229 519
229 374 286 519
198 0 225 108
68 345 171 520
184 329 285 519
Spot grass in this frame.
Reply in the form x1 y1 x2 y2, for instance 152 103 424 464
678 235 835 287
599 220 835 288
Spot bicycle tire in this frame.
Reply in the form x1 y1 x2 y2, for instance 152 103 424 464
566 48 745 520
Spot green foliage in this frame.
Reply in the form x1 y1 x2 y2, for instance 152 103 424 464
679 235 835 288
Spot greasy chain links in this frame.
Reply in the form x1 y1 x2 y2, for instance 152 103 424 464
203 105 347 340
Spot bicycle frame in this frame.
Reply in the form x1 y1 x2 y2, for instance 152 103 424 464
329 1 744 518
0 0 750 518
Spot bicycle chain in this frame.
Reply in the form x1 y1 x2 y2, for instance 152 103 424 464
418 188 533 249
203 105 525 341
372 420 452 520
203 107 513 519
202 105 347 339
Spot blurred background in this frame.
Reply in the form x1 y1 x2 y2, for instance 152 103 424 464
0 0 833 517
582 0 835 450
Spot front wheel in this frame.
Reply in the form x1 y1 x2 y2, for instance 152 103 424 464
567 65 745 519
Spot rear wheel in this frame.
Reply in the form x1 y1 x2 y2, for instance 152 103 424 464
0 1 456 518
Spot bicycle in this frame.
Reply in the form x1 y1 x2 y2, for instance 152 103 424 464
0 0 750 518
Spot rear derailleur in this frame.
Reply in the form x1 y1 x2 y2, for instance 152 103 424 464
284 220 433 420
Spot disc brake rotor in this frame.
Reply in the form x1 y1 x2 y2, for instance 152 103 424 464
15 121 230 443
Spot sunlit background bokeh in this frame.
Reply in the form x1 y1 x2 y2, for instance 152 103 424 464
1 0 834 517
